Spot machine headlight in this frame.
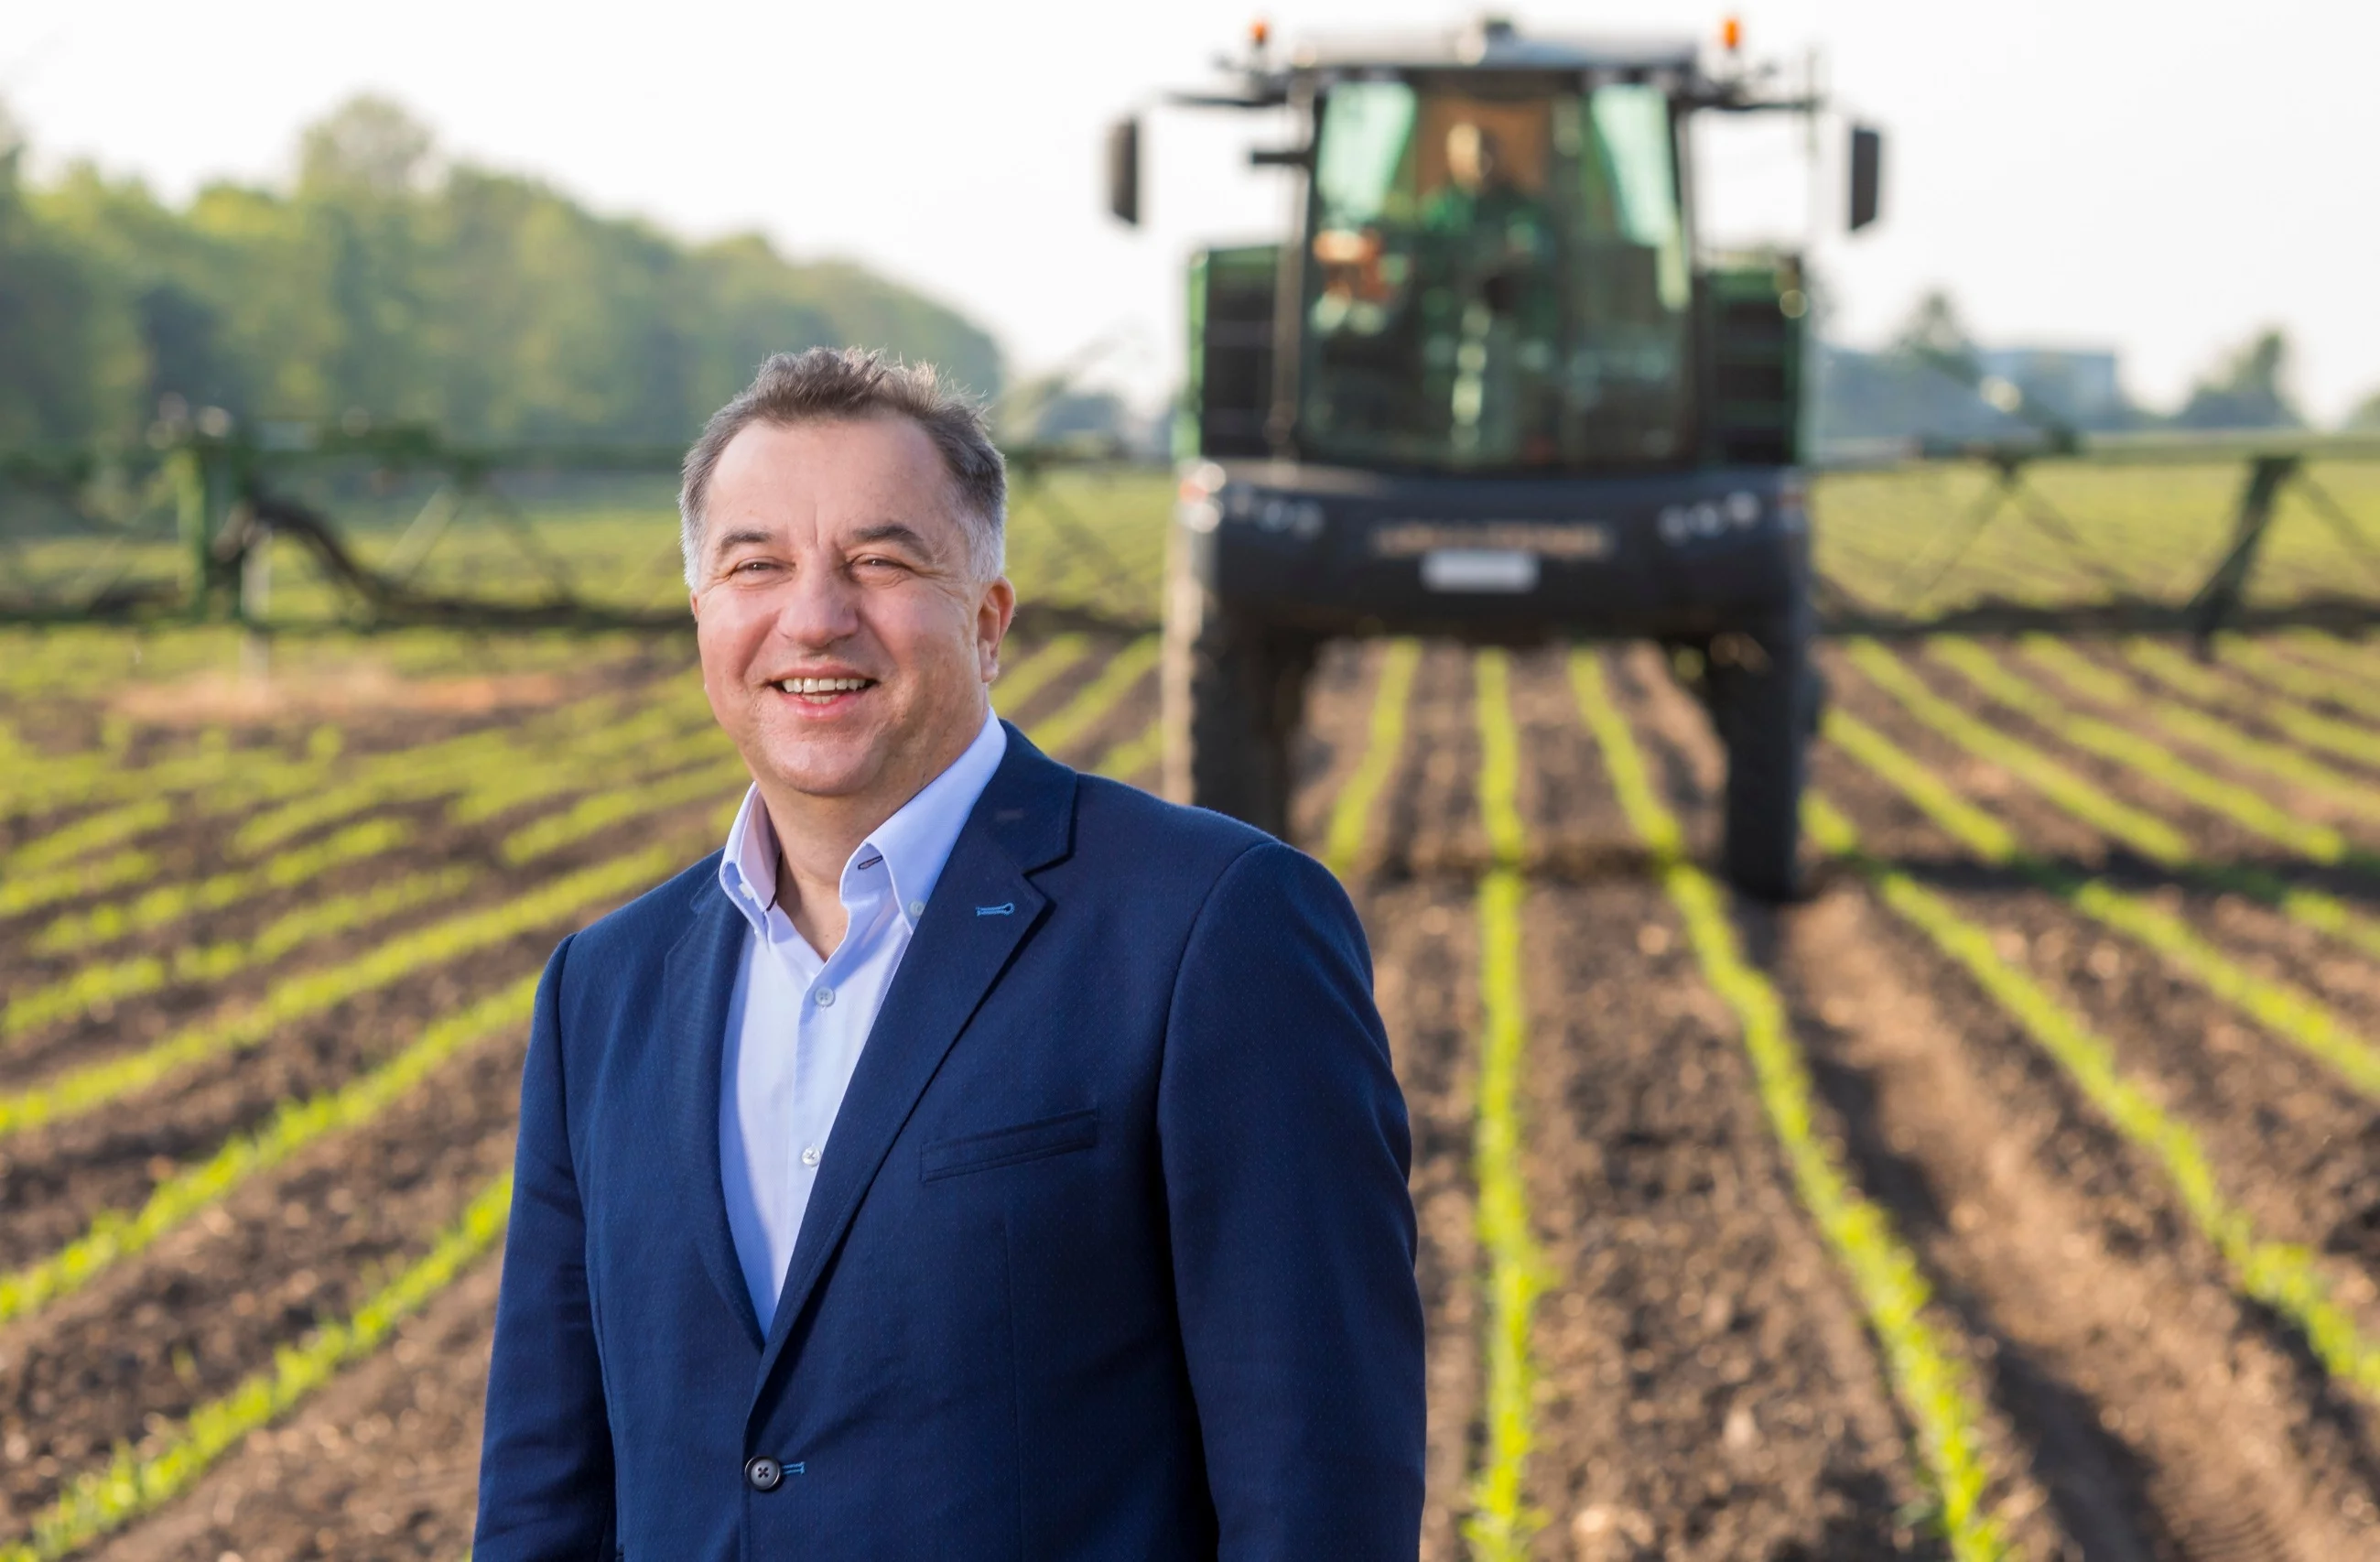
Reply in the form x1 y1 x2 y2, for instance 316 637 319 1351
1659 491 1765 547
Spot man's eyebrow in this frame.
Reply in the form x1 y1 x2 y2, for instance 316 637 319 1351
709 526 774 556
847 522 941 554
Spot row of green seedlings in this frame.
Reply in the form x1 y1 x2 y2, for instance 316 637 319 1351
2209 635 2380 725
235 683 713 856
1932 639 2380 857
1568 654 2010 1561
0 1172 514 1562
1913 638 2380 893
0 627 233 699
1800 794 2380 1426
2029 637 2380 825
1459 652 1552 1560
0 631 1173 1556
2113 638 2380 770
26 661 703 862
0 634 1158 1330
1937 639 2380 1022
2247 631 2380 720
0 623 617 703
1 695 737 1044
1971 638 2380 839
5 720 349 829
1837 646 2380 1098
0 680 712 923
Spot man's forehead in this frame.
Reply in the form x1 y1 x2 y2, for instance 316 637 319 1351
709 416 958 519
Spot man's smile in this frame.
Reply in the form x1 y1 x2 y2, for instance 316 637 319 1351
772 674 877 702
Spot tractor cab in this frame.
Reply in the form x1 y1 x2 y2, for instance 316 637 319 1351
1300 66 1693 472
1108 16 1882 899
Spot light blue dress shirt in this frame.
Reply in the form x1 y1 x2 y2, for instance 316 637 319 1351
715 708 1008 1328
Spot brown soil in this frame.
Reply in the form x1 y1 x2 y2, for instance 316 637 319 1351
1516 651 1954 1559
0 1032 520 1518
1762 649 2380 1557
1821 651 2380 1317
0 797 719 1280
1344 640 1485 1561
8 629 2380 1559
88 1256 501 1562
111 667 571 724
1286 637 1383 849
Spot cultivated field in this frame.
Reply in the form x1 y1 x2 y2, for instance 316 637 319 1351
4 474 2380 1558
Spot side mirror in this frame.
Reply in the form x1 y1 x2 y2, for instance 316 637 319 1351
1107 117 1141 227
1847 125 1883 233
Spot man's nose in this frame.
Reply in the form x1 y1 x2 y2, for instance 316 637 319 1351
769 559 862 647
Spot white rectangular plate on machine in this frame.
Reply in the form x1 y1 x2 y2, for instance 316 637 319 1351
1421 548 1540 593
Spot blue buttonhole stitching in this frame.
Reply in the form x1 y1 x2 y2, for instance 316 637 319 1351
976 903 1015 917
787 1462 806 1476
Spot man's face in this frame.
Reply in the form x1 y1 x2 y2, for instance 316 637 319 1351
1446 124 1499 193
691 415 1012 814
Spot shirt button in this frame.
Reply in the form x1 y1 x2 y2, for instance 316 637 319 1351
801 1145 821 1167
746 1455 784 1491
907 900 926 919
814 985 835 1008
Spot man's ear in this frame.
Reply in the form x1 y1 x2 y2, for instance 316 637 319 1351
976 577 1016 681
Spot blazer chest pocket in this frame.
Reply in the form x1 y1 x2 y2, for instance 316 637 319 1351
921 1110 1098 1182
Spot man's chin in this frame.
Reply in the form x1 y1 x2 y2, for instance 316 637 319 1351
744 722 903 799
753 754 882 804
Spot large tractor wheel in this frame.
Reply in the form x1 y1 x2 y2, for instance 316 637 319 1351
1162 567 1314 839
1705 624 1819 902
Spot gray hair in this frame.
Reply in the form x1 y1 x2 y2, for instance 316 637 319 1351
679 347 1007 590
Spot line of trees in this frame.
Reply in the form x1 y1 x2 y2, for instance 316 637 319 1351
0 97 1003 451
1812 289 2380 446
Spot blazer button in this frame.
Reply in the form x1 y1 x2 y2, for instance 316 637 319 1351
746 1456 784 1491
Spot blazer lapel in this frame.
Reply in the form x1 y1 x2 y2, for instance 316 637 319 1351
752 728 1076 1398
659 878 768 1351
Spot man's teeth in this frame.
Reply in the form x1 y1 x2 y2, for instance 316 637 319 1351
776 677 871 694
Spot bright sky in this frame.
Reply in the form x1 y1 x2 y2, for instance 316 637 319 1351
8 0 2377 421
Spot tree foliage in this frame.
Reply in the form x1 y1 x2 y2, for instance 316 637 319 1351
2175 326 2303 431
0 96 1002 449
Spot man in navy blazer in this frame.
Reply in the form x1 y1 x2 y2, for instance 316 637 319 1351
473 348 1425 1559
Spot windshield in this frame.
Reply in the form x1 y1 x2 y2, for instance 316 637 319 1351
1300 78 1693 471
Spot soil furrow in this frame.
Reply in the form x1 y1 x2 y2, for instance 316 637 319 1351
0 933 555 1273
1826 645 2380 998
0 1033 522 1523
1333 642 1486 1560
1778 839 2380 1561
1286 638 1383 851
1817 665 2380 1318
1915 644 2380 862
1590 646 2035 1558
84 1253 502 1562
1719 658 2380 1556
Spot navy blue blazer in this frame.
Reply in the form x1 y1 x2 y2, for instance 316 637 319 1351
473 724 1425 1559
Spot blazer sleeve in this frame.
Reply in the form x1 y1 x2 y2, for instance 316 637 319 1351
473 935 617 1559
1159 841 1426 1557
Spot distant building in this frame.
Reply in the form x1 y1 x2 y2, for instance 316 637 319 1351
1975 347 2125 428
1810 341 2133 455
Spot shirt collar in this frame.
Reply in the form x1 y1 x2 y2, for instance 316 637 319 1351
718 706 1008 937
